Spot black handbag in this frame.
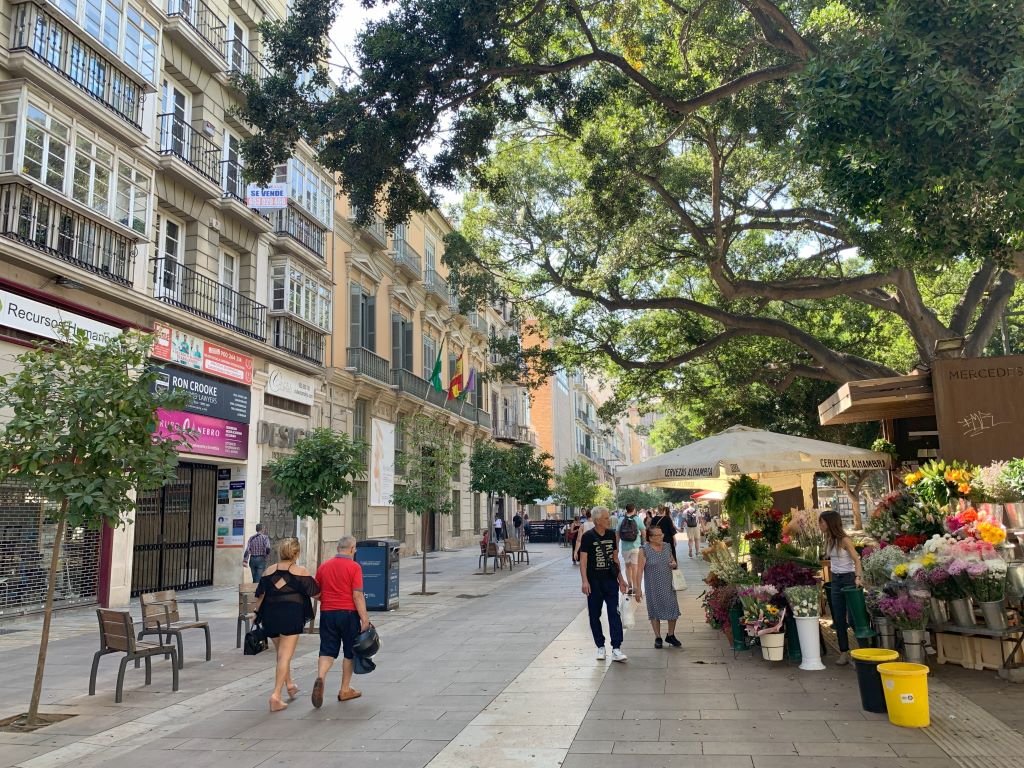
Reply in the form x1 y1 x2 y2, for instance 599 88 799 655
244 620 268 655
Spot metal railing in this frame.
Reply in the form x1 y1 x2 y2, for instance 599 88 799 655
269 206 325 258
151 256 266 339
11 2 145 128
158 113 221 184
0 182 135 285
477 409 492 429
272 316 325 364
424 267 451 303
495 423 538 445
220 158 245 202
392 368 483 419
167 0 226 59
350 206 388 247
468 311 488 335
224 38 271 85
392 368 432 399
448 291 462 316
446 396 477 422
346 347 390 384
391 235 421 279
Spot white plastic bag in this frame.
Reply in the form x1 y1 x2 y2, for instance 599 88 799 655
620 593 636 629
673 569 687 591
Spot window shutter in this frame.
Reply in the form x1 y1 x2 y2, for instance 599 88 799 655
349 282 361 348
365 293 376 351
403 324 413 372
391 314 401 369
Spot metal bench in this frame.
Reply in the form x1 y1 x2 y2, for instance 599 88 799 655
89 609 178 703
504 537 530 565
139 590 211 669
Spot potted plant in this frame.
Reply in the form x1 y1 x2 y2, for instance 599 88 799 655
962 558 1009 629
724 475 772 556
878 595 929 664
786 586 825 670
739 585 786 661
999 458 1024 528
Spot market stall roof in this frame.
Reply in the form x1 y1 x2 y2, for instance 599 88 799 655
691 490 725 501
616 425 892 488
818 374 934 426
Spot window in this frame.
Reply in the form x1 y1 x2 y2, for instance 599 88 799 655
0 99 19 173
219 251 238 323
24 104 70 192
451 490 461 536
423 335 436 381
49 0 158 84
72 136 113 213
394 416 406 476
349 282 376 351
154 214 183 300
424 236 436 271
278 158 333 227
84 0 123 53
114 162 149 233
391 314 413 372
123 7 158 82
270 260 332 331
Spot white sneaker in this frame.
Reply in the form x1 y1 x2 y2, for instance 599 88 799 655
611 648 628 663
596 647 606 660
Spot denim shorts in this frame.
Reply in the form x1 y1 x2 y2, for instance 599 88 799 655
319 610 360 659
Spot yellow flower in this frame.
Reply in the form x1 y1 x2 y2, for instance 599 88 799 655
893 564 909 578
905 473 919 486
766 605 779 615
945 469 956 482
920 553 937 567
978 522 1006 545
958 483 971 495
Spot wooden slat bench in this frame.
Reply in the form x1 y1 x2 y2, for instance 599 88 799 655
139 590 211 669
89 609 178 703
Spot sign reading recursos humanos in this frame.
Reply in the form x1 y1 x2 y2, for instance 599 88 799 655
0 288 121 344
152 322 253 386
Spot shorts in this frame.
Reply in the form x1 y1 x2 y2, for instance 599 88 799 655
319 609 360 660
623 548 641 565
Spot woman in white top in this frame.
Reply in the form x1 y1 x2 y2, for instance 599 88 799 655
818 510 863 666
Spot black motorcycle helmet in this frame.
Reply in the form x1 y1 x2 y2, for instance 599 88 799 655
353 625 381 657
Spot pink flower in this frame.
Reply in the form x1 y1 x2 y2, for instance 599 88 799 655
948 558 969 576
966 561 987 578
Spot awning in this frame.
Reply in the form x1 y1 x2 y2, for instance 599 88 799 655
818 374 934 426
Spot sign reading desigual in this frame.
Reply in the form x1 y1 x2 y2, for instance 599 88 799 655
0 288 121 344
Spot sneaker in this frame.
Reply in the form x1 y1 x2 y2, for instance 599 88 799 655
611 648 628 663
665 635 682 648
834 652 850 666
654 638 663 649
596 647 606 660
312 677 324 708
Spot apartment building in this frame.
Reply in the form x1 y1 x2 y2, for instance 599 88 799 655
0 0 333 615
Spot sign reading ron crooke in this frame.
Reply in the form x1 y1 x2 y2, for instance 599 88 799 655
153 365 251 423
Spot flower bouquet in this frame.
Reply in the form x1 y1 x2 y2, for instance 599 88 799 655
785 586 820 618
867 490 916 543
879 594 929 662
739 585 786 661
786 585 825 670
861 545 908 588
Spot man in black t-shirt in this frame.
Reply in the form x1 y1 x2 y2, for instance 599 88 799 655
579 507 629 663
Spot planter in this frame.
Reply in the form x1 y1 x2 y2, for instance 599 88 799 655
784 613 802 662
875 616 898 650
728 606 747 652
929 598 949 625
1007 562 1024 600
760 630 786 661
1004 503 1024 530
948 597 976 627
900 628 928 665
842 586 878 640
795 615 825 670
979 600 1009 630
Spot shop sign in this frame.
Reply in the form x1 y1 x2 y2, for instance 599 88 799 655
156 408 248 459
0 287 120 344
266 365 316 405
216 467 246 547
246 183 287 209
255 420 307 448
153 365 251 423
152 321 253 385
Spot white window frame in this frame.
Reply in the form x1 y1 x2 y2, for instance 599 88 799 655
219 250 239 325
72 133 114 214
52 0 161 84
24 102 71 194
154 212 185 302
114 160 151 234
271 258 332 332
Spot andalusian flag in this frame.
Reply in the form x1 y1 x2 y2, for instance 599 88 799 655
429 341 445 392
447 352 464 400
459 368 476 400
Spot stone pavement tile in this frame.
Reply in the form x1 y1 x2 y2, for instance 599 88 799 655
735 693 862 710
752 758 958 768
624 710 700 720
659 719 838 743
448 724 579 748
447 669 518 684
244 736 337 752
400 740 447 757
169 711 265 738
702 741 798 755
502 676 604 693
782 711 867 721
569 740 614 754
825 721 931 744
575 719 662 741
428 694 497 710
562 754 753 768
613 741 704 755
597 678 667 694
377 719 470 741
316 738 410 752
592 693 737 710
514 665 607 680
585 709 625 719
0 745 52 768
0 732 80 747
794 743 898 757
177 737 263 751
34 713 153 736
260 750 433 768
666 679 805 694
239 717 399 741
100 747 267 768
426 746 569 768
699 709 781 720
296 704 383 721
439 681 518 696
887 744 948 758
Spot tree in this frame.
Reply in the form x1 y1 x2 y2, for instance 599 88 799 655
505 443 553 508
392 415 464 594
594 484 615 509
267 427 366 571
0 330 188 728
616 487 666 511
552 460 600 513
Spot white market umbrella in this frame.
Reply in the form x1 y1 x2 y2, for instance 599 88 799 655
616 425 891 489
691 490 725 501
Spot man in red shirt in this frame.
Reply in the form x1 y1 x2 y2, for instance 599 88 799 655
312 535 370 707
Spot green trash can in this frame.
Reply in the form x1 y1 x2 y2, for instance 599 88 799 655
851 648 899 713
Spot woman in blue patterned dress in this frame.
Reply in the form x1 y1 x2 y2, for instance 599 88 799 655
636 525 682 649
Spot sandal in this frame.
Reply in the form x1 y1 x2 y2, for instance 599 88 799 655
269 696 288 712
286 683 299 700
338 689 362 702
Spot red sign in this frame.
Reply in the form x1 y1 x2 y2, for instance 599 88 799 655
152 322 253 385
156 409 249 460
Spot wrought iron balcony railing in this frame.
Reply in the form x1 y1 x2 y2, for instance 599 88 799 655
167 0 226 59
151 256 266 339
424 267 451 304
158 113 221 184
0 182 135 285
225 38 271 84
349 206 388 247
272 316 325 365
347 347 391 385
391 235 421 279
477 409 492 429
269 206 325 259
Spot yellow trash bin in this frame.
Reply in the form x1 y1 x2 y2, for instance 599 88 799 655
877 662 930 727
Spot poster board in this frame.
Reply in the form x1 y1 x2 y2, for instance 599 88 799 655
370 418 395 507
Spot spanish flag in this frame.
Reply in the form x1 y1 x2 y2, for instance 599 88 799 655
447 352 464 400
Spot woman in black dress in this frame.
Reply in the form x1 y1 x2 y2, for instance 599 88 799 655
648 505 679 566
254 538 319 711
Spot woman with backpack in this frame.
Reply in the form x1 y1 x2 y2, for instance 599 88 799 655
685 503 702 558
617 504 645 594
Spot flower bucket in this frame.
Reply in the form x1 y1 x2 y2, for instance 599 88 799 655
784 613 802 662
728 606 747 652
980 600 1009 630
1006 562 1024 600
948 597 975 627
842 586 878 640
874 616 897 651
900 628 927 665
760 630 785 661
929 598 949 626
1004 503 1024 530
795 615 825 670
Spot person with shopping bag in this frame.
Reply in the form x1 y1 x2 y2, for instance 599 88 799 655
579 506 629 663
635 525 682 649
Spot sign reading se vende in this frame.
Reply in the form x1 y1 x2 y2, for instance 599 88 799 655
152 322 253 386
245 183 287 209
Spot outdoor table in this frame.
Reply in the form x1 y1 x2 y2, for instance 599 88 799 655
930 622 1024 673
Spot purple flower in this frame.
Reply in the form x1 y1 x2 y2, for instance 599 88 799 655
928 566 951 584
966 561 987 578
948 558 968 576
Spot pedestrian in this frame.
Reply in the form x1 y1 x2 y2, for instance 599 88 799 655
649 504 678 565
242 523 271 583
573 509 595 562
635 525 682 649
494 514 505 541
578 506 628 662
523 512 531 543
513 511 524 540
819 510 863 666
312 535 371 707
618 503 645 594
568 520 581 564
685 503 702 558
253 538 319 711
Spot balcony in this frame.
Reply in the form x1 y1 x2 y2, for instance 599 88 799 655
445 396 477 422
392 368 483 419
392 368 433 400
349 206 388 249
219 159 273 229
166 0 226 69
576 410 594 427
272 316 324 365
448 290 463 316
468 311 488 335
346 347 391 385
158 113 221 188
0 182 136 286
391 235 421 280
494 423 538 446
225 38 271 86
10 2 146 133
424 267 451 304
151 256 266 339
477 409 492 430
269 206 326 260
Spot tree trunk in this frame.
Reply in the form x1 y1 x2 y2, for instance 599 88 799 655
316 515 323 572
27 509 67 726
420 513 427 594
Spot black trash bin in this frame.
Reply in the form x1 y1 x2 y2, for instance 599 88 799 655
850 649 899 713
355 539 400 611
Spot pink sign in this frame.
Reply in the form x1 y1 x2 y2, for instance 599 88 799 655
156 409 248 460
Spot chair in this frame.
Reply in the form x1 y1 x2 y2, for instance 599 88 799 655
139 590 211 669
90 609 178 703
237 583 258 649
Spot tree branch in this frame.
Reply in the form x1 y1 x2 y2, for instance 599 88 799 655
964 270 1018 357
769 363 834 393
598 331 741 370
949 259 997 337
